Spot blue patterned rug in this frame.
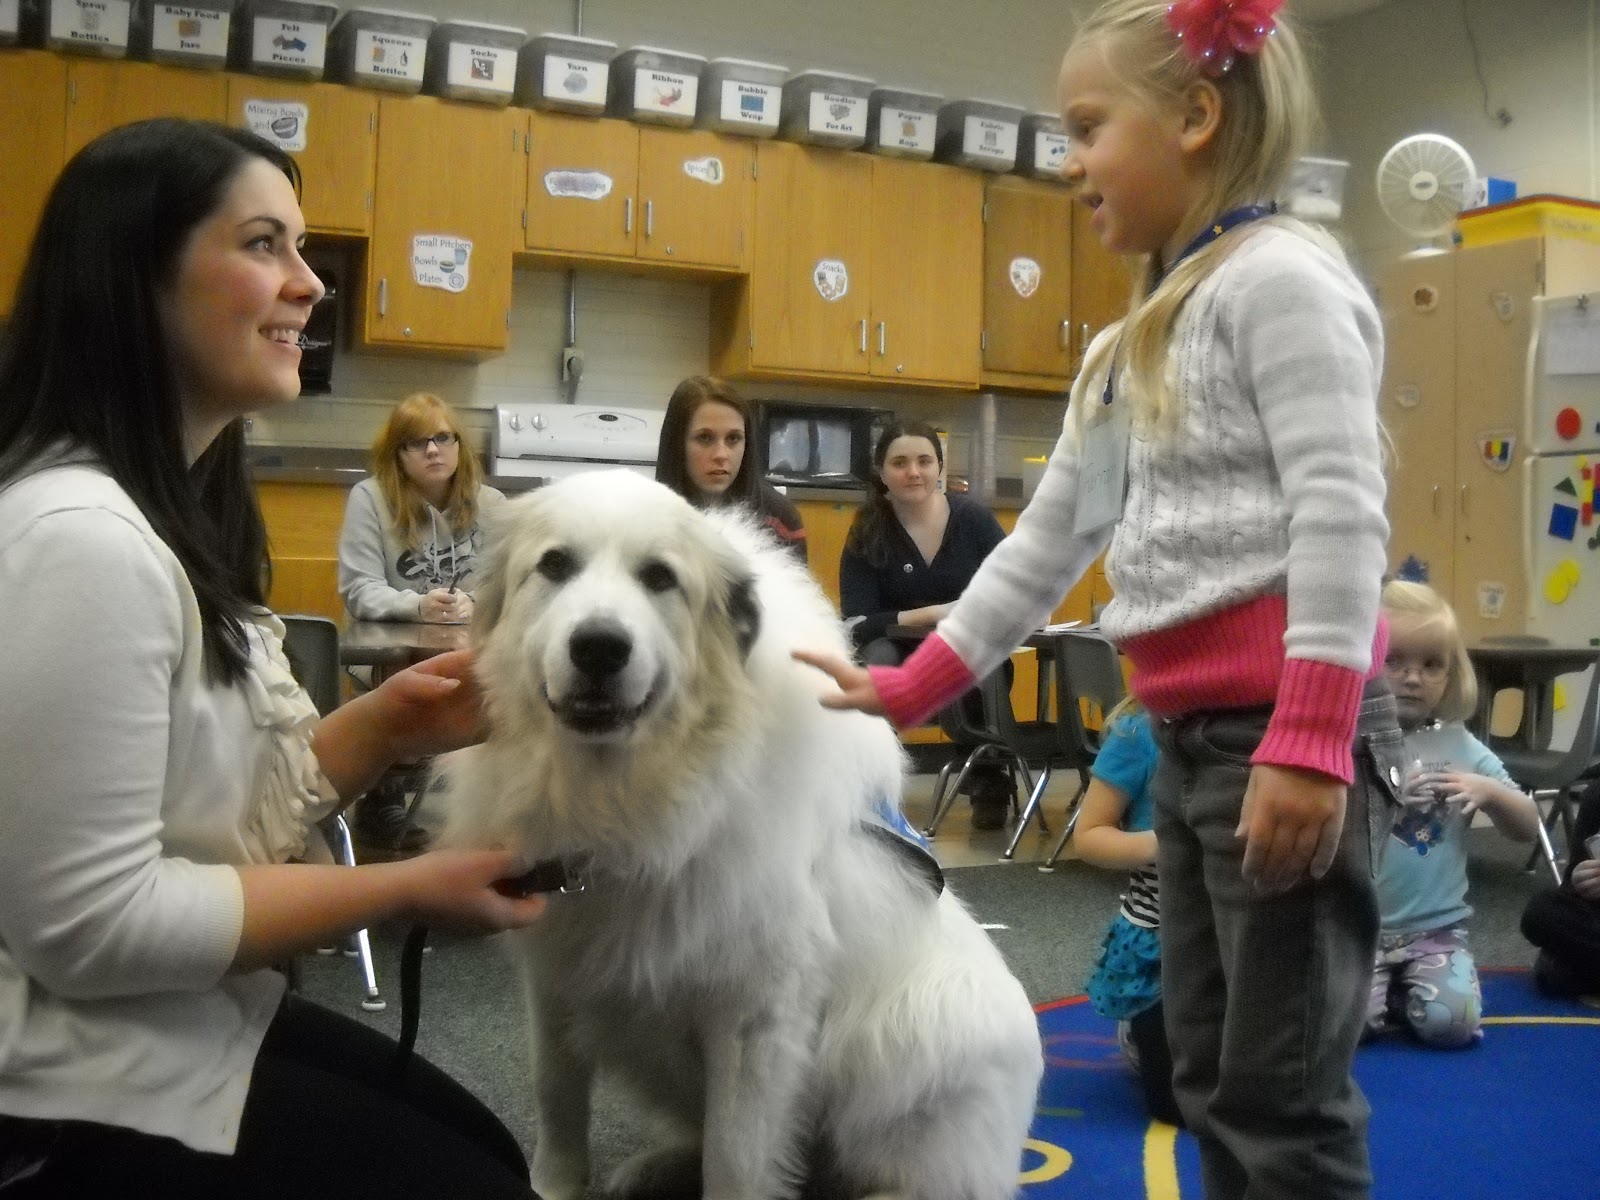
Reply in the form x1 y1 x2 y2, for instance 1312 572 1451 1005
1023 969 1599 1200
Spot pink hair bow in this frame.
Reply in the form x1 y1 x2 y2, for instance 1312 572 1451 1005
1165 0 1283 77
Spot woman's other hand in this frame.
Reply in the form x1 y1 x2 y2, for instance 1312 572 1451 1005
419 588 470 624
396 848 550 933
791 649 886 715
376 649 486 760
1571 858 1600 902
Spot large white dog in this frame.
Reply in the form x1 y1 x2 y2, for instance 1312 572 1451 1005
443 471 1043 1200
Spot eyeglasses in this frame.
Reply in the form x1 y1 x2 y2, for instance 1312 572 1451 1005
400 431 459 454
1383 656 1450 681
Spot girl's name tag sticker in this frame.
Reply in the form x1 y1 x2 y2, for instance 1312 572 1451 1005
1073 406 1129 535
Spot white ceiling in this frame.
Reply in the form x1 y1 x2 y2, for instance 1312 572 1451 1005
1292 0 1392 21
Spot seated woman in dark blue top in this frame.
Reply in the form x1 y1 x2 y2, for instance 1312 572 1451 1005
839 420 1010 828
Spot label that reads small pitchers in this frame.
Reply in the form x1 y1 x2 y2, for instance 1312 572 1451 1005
809 91 867 138
244 99 310 152
151 4 230 57
878 107 935 155
412 234 472 294
252 17 329 70
447 42 515 93
50 0 132 49
962 115 1018 164
719 80 779 128
354 30 426 84
632 67 698 117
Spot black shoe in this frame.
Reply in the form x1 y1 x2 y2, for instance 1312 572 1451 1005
353 788 430 859
970 800 1009 831
968 771 1013 830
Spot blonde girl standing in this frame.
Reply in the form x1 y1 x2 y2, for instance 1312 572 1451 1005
797 1 1398 1196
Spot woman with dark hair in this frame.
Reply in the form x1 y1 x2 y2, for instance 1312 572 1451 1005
656 374 807 564
839 421 1011 828
0 119 545 1197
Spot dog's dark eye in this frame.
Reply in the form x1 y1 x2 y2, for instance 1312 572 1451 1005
537 548 578 583
637 560 678 594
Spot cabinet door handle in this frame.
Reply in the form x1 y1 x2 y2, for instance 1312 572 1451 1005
377 278 388 318
1060 319 1071 350
624 197 633 235
877 321 886 356
859 319 867 353
1078 322 1091 356
1432 485 1440 517
1459 484 1469 517
645 200 654 239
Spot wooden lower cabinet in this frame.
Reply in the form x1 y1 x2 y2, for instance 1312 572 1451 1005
258 481 352 623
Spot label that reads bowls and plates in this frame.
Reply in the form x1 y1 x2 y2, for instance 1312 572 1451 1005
878 107 935 155
813 258 849 302
544 170 612 201
151 4 229 56
682 156 724 185
50 0 131 49
252 17 329 70
718 80 779 128
808 91 867 139
0 0 20 37
632 67 698 118
412 234 472 293
244 99 310 152
447 41 515 93
354 30 425 84
963 115 1018 164
543 55 607 105
1035 130 1070 174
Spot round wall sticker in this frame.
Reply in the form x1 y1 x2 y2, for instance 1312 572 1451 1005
813 259 849 302
1009 256 1042 298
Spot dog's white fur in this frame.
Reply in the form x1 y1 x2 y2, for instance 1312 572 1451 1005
443 472 1042 1200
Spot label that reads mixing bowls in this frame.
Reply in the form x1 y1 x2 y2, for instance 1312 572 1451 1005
50 0 131 49
632 67 698 118
446 41 515 93
878 107 935 155
252 17 329 71
542 55 607 106
354 30 425 84
244 99 310 152
412 234 472 293
1036 130 1070 174
151 4 229 57
808 91 867 139
963 115 1018 164
718 80 779 128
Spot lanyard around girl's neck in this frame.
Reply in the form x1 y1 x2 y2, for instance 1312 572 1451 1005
1100 203 1276 408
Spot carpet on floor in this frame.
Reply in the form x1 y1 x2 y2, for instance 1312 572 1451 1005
1023 968 1599 1200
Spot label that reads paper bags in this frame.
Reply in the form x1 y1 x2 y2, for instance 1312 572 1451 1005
354 30 425 84
244 99 310 152
412 234 472 293
152 4 230 57
878 107 935 155
51 0 132 48
447 42 515 93
809 92 867 139
253 17 329 71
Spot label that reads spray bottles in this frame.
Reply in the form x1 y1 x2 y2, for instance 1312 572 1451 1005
50 0 132 49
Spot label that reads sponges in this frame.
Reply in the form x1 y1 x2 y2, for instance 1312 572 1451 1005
151 5 229 57
446 42 515 93
354 30 426 83
252 17 329 70
50 0 131 48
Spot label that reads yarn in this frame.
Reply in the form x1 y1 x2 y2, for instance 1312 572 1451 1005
354 30 426 84
412 235 472 293
543 170 612 201
244 99 310 152
632 68 697 117
542 55 607 105
446 42 515 93
718 80 779 128
151 4 230 57
50 0 131 48
809 92 867 138
252 17 329 70
962 116 1019 164
878 107 935 155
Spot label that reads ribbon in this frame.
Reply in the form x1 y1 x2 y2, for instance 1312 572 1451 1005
1009 256 1042 299
244 99 310 152
813 259 849 302
412 234 472 293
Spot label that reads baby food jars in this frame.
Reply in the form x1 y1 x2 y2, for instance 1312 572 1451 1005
808 92 867 139
412 234 472 294
252 16 329 71
50 0 132 49
354 30 425 84
244 99 310 152
542 55 607 106
151 4 230 58
1036 130 1070 174
632 67 698 118
718 80 779 128
878 107 935 155
446 41 515 93
962 115 1018 164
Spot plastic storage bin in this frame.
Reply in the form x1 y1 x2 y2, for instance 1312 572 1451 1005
1016 112 1068 180
865 87 941 160
0 0 19 45
517 32 615 114
328 6 431 93
229 0 337 79
423 19 523 105
608 45 704 127
778 69 873 149
936 99 1023 172
131 0 233 69
41 0 133 57
1280 155 1349 221
1456 195 1600 248
697 57 785 137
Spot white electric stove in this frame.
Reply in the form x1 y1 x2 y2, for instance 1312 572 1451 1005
491 402 664 483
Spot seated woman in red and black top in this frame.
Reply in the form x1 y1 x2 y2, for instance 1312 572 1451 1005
840 420 1010 828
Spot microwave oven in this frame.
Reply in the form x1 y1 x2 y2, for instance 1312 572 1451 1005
758 402 892 491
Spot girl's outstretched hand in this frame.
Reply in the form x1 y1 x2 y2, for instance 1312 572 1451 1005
1237 763 1347 894
791 649 886 715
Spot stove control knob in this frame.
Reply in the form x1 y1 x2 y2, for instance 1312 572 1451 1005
507 413 522 432
531 413 547 431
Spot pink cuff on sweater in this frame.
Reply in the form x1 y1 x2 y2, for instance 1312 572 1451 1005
869 633 978 730
1251 657 1371 784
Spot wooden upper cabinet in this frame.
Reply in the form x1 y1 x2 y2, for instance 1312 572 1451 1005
64 59 227 155
225 75 377 236
524 112 639 261
868 157 983 387
635 127 751 270
361 95 522 357
1068 201 1131 371
982 175 1074 386
0 52 67 317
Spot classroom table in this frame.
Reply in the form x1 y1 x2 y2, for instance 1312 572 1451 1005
1466 642 1600 750
338 619 471 671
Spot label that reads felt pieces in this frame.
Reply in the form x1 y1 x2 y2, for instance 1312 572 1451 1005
244 99 310 152
50 0 132 48
252 17 329 70
151 5 229 56
446 42 515 92
719 80 779 127
353 30 425 83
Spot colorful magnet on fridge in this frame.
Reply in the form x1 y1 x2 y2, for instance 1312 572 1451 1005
1550 504 1580 539
1396 555 1429 583
1543 559 1582 604
1556 477 1579 496
1556 407 1583 440
1554 682 1569 713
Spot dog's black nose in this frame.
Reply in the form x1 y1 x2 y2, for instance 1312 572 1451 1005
569 620 632 678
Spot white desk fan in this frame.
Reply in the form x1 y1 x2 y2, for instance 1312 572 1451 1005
1376 133 1476 256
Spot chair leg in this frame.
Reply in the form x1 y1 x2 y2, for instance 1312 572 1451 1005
1039 769 1092 873
1003 765 1053 861
922 759 965 837
328 814 385 1011
1523 789 1568 885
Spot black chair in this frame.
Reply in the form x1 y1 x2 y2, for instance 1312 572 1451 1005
279 614 386 1012
920 666 1039 839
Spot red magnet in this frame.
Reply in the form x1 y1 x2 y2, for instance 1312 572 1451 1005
1555 406 1583 440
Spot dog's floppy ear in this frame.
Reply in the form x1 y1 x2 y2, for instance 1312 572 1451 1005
727 572 761 660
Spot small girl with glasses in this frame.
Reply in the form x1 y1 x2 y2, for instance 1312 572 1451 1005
1369 580 1540 1047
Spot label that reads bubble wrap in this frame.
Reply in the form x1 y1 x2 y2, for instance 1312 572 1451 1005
718 80 778 128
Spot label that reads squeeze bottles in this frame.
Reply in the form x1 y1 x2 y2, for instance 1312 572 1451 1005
252 17 329 70
808 91 867 139
50 0 132 49
353 30 426 83
446 42 515 93
151 4 229 57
